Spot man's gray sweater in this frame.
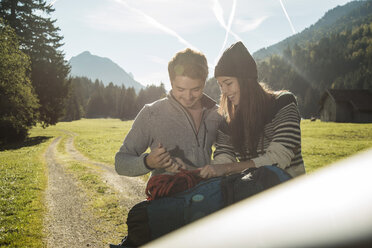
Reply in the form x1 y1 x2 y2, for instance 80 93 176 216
115 93 223 177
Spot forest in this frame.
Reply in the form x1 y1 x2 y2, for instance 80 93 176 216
257 21 372 117
64 77 166 122
205 0 372 118
257 0 372 117
0 0 166 143
1 0 372 143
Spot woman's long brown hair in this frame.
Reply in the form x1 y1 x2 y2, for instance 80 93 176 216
219 77 275 159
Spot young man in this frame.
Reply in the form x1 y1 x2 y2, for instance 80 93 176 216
115 48 222 177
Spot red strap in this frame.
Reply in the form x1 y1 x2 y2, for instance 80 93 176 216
146 169 204 201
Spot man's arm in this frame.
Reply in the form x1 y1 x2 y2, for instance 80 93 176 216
115 106 153 177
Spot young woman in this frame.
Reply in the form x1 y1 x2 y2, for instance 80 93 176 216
199 41 306 179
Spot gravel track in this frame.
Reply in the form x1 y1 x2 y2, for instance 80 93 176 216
43 133 146 248
44 137 102 247
65 136 146 206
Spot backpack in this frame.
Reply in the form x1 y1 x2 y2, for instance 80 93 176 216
221 165 292 206
111 165 292 247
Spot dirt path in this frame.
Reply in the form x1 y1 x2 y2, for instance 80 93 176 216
65 135 146 207
44 133 146 248
44 137 102 247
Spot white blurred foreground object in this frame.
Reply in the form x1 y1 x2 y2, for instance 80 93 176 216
145 149 372 248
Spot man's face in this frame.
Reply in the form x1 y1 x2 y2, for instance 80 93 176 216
171 76 205 110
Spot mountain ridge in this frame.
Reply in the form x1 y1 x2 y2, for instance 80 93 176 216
68 51 144 91
253 0 370 60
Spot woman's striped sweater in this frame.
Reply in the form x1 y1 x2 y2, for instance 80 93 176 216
212 94 306 178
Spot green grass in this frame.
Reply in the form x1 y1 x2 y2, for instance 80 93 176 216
0 120 133 247
0 147 46 247
55 118 133 165
1 118 372 247
301 120 372 172
64 160 128 244
0 128 62 247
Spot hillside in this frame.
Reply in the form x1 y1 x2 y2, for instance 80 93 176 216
253 0 372 118
69 51 144 91
253 0 370 60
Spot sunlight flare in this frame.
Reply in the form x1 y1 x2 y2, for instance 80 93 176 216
49 0 59 6
212 0 242 66
279 0 296 34
113 0 199 51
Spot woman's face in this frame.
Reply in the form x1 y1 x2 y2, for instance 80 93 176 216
216 76 241 106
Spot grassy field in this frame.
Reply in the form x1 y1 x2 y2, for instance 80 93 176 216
1 118 372 247
0 128 63 247
301 120 372 172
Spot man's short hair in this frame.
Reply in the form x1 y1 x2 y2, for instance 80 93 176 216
168 48 208 83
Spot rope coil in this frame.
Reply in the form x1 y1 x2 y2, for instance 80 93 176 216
146 169 204 201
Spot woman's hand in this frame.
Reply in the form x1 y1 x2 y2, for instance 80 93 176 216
199 164 228 179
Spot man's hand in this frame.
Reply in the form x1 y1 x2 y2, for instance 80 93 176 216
164 157 188 173
146 143 172 169
199 164 228 179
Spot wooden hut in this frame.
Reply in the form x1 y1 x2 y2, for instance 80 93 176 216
319 89 372 123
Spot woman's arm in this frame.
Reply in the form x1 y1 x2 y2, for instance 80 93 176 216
200 102 302 179
200 160 255 178
252 102 301 169
212 120 237 164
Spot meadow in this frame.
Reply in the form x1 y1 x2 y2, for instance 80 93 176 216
1 118 372 247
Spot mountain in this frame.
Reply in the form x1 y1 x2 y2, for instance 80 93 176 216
253 0 370 60
69 51 144 91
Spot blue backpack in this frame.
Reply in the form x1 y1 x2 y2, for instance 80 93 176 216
111 165 292 247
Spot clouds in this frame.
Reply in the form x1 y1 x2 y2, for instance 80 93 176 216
116 0 200 50
147 55 168 65
234 16 269 33
212 0 241 48
81 0 272 85
83 0 212 34
83 0 270 37
53 0 350 90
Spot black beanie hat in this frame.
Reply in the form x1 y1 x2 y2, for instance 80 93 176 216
214 41 257 80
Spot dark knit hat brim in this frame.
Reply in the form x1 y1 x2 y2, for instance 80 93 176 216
214 41 257 80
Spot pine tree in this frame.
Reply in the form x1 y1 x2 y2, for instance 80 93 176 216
62 79 82 122
86 82 107 118
123 87 137 120
0 19 39 142
0 0 70 126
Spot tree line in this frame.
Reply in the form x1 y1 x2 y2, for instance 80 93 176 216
64 77 166 121
1 0 70 143
0 0 167 143
2 0 371 142
256 19 372 118
203 15 372 118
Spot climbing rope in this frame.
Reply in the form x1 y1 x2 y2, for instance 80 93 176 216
146 169 204 201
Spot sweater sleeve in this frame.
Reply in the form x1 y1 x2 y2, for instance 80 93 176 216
212 121 237 164
252 103 301 169
115 105 153 176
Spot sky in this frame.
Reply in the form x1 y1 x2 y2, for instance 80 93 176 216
50 0 353 90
